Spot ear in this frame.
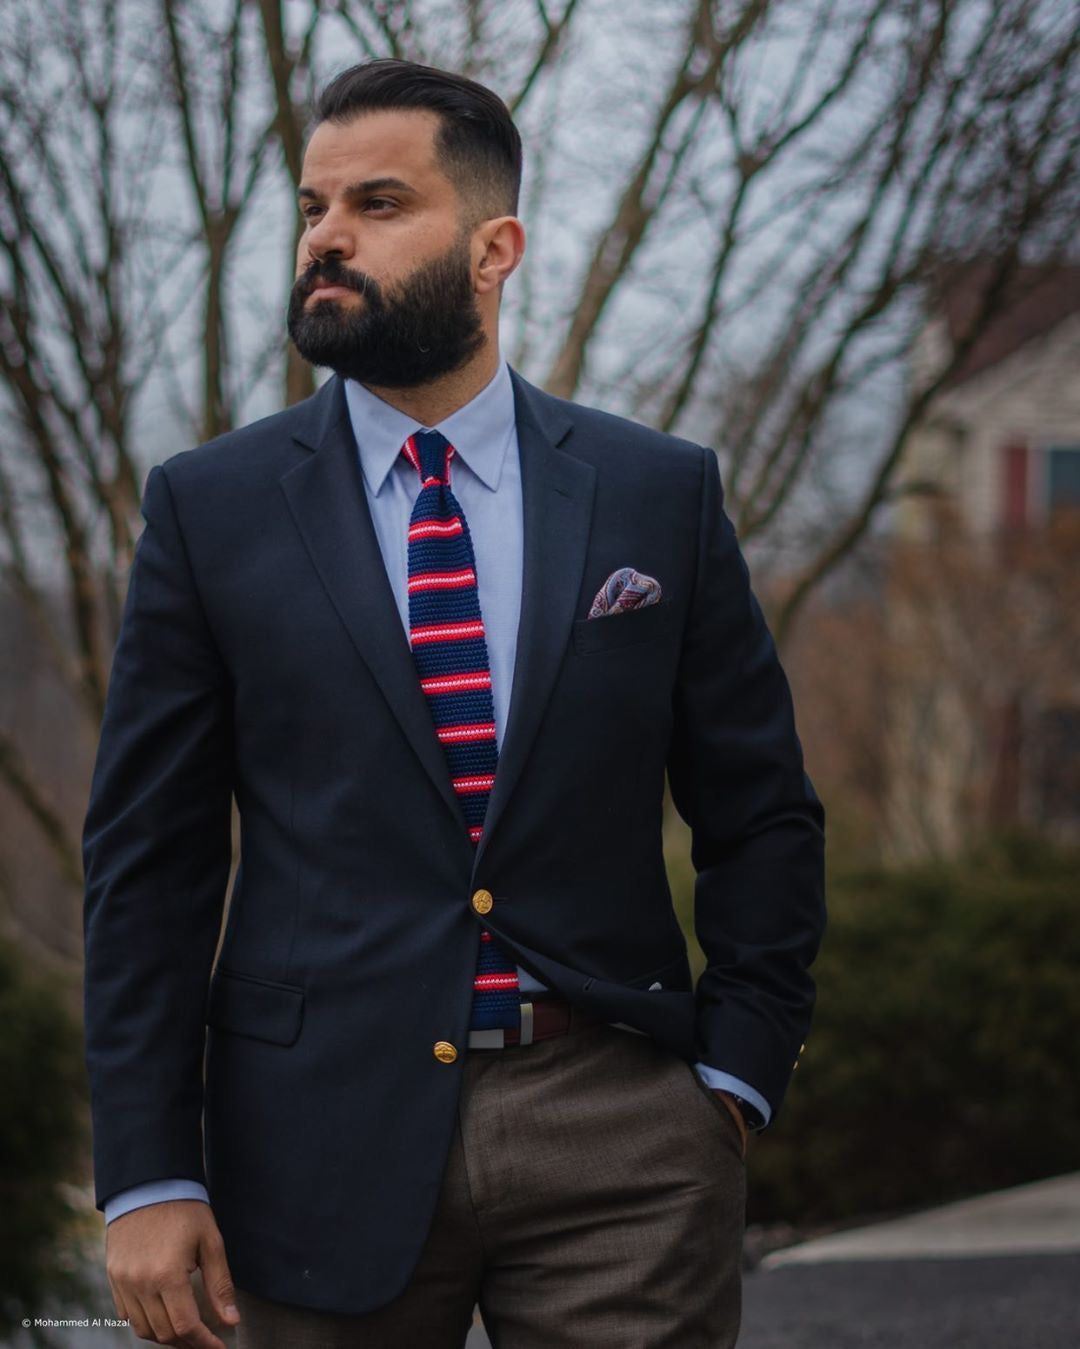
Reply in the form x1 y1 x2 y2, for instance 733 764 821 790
473 216 526 294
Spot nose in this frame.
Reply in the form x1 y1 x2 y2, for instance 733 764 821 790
302 206 355 264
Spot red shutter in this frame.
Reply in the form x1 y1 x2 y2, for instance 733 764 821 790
1000 442 1028 530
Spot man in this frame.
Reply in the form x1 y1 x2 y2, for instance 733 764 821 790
83 59 825 1349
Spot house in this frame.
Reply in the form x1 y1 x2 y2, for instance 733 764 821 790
884 261 1080 858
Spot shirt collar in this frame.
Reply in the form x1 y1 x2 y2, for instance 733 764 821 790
344 360 515 496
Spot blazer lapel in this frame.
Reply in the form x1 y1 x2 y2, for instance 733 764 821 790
279 376 466 829
473 373 596 872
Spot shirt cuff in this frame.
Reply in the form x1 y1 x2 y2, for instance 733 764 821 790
104 1179 210 1224
692 1064 772 1127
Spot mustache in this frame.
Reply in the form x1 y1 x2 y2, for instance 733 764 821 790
296 259 376 300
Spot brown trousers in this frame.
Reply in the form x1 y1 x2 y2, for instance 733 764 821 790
234 1021 746 1348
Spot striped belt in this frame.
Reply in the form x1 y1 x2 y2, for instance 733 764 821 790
468 995 605 1049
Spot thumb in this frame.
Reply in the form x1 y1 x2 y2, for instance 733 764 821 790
199 1227 241 1326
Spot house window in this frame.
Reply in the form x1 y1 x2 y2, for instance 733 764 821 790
1046 446 1080 512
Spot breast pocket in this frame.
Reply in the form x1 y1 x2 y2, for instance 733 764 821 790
572 600 676 655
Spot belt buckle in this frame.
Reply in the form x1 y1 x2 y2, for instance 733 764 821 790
468 1000 534 1050
468 1028 505 1048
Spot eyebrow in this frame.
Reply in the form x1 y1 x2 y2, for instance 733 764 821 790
297 177 418 202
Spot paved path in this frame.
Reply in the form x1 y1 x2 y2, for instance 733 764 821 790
740 1251 1080 1348
761 1170 1080 1265
738 1171 1080 1348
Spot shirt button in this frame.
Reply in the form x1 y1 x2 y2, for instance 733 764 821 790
433 1041 458 1064
471 888 494 915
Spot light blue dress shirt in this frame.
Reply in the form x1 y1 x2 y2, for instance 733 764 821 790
104 362 768 1225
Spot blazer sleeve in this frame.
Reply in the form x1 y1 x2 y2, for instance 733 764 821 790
82 463 234 1210
666 446 826 1120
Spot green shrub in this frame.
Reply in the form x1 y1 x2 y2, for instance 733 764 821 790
0 937 90 1336
746 834 1080 1224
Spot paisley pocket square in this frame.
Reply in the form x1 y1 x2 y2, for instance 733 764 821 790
588 567 663 619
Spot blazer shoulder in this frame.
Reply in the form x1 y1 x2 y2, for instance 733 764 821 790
156 387 330 489
513 372 708 480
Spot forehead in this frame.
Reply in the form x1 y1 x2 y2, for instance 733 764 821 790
300 109 449 194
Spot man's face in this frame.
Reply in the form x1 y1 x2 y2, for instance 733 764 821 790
288 109 485 387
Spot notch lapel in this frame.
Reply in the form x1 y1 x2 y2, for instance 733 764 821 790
278 377 466 830
473 374 596 872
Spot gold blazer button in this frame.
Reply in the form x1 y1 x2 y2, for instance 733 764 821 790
433 1041 458 1064
471 889 494 915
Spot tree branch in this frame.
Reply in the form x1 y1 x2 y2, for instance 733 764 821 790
0 731 83 890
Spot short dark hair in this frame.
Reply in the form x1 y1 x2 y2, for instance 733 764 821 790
313 59 522 220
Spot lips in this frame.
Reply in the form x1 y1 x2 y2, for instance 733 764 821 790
306 283 356 301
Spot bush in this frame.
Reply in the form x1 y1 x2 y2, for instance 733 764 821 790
746 834 1080 1225
0 936 90 1337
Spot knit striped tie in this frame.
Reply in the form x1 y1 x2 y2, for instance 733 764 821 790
402 430 520 1032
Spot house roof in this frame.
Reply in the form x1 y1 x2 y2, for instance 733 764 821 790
931 261 1080 389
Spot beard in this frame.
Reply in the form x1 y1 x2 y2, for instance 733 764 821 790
286 236 486 389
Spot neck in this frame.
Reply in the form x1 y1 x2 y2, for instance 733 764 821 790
361 344 501 428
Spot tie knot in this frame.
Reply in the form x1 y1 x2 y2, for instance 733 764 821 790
403 430 453 486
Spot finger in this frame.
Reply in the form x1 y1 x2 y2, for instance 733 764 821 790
114 1284 158 1343
128 1290 170 1344
124 1310 156 1344
160 1282 228 1349
106 1273 129 1324
198 1227 241 1329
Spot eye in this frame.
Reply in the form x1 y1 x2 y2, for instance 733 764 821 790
364 197 397 213
301 204 324 221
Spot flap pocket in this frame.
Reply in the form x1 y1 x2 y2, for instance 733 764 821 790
572 599 675 655
206 968 305 1046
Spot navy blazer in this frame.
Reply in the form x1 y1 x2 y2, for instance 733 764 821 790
82 370 825 1315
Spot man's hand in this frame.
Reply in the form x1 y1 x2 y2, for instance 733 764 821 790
712 1090 748 1158
106 1200 240 1347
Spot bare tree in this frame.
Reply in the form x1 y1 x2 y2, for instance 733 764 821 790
0 0 179 915
161 0 280 440
521 0 1078 644
0 0 280 955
